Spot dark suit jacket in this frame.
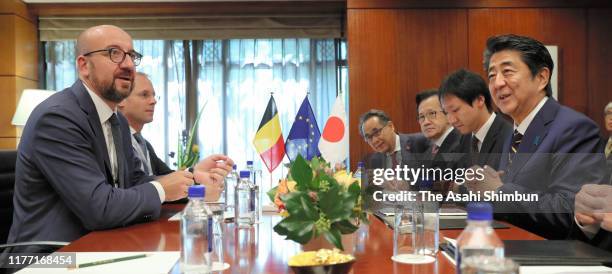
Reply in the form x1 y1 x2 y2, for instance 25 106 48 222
144 140 173 176
495 98 607 239
467 114 513 170
8 81 162 253
424 128 470 170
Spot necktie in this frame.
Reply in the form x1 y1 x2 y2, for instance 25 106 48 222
431 144 439 156
109 114 125 188
471 135 480 154
133 132 152 175
509 130 523 164
391 151 399 168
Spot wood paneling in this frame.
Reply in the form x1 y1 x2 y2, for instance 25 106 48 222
587 8 612 135
14 15 38 81
29 1 345 16
0 0 35 23
0 138 17 149
468 8 588 113
0 76 37 140
348 0 612 9
347 9 468 165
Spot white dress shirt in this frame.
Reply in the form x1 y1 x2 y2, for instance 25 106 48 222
83 82 165 202
473 112 497 151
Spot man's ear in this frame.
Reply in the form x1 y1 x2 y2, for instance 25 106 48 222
536 67 550 93
76 56 89 78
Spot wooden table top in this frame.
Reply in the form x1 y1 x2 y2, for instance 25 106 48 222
60 204 544 274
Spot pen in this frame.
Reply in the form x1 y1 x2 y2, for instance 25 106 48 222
69 254 148 269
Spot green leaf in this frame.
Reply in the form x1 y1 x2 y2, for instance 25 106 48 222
348 181 360 198
332 219 359 234
274 216 315 244
318 185 355 222
291 154 312 191
267 186 278 203
282 192 318 221
323 228 344 250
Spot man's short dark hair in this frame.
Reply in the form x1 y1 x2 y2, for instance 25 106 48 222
483 34 554 97
358 109 391 137
439 68 493 112
415 89 439 110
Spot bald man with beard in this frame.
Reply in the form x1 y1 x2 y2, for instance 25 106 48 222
4 25 233 257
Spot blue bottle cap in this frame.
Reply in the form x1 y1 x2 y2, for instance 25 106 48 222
357 161 364 168
246 160 253 165
239 170 250 178
232 164 237 170
188 185 206 198
466 202 493 221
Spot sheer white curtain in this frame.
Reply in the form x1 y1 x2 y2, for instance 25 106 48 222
196 38 341 195
43 39 346 184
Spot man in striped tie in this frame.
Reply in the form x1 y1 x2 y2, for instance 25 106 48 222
466 34 607 240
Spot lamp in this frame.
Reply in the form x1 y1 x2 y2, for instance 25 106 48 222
11 89 55 126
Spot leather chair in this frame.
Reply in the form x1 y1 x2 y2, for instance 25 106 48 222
0 150 17 244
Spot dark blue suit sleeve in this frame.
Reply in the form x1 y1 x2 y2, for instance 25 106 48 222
32 107 161 230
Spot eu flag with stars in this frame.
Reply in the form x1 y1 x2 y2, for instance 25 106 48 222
285 96 321 161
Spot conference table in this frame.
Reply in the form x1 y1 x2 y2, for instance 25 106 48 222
59 204 544 274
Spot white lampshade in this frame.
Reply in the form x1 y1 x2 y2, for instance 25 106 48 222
12 89 55 126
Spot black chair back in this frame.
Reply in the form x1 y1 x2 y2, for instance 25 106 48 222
0 150 17 244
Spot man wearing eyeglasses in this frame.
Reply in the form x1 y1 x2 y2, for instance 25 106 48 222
118 72 224 201
415 89 467 171
6 25 233 256
358 109 428 170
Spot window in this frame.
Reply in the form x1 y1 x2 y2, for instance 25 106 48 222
43 38 347 195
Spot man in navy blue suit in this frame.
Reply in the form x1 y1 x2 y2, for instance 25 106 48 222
6 25 233 255
466 34 607 239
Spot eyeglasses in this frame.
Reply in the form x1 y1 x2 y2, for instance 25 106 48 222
364 123 389 142
83 47 143 66
135 92 159 101
417 110 445 123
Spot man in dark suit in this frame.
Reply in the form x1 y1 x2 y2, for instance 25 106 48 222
6 25 234 255
439 68 512 170
467 34 607 239
118 73 223 201
415 90 468 170
358 109 429 170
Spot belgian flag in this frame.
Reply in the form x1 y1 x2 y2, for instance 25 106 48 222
253 96 285 172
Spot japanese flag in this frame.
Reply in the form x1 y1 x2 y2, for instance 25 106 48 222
318 95 349 165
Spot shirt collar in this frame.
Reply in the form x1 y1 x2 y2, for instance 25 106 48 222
433 127 454 148
83 81 115 124
129 126 137 135
393 134 401 153
515 97 548 135
474 112 496 143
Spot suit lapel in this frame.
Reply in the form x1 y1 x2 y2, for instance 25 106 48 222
71 81 114 184
478 115 502 165
505 99 558 182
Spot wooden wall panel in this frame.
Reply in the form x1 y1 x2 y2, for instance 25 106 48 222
347 9 468 165
587 8 612 135
467 8 588 113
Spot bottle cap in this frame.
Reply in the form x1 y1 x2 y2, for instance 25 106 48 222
467 202 493 221
232 164 237 170
188 185 206 198
247 160 253 165
239 170 250 178
357 161 364 168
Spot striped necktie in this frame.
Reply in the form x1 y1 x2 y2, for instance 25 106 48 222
509 130 523 164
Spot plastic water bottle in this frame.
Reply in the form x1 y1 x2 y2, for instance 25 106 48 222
224 164 238 213
246 161 261 223
353 161 364 184
180 185 213 273
235 170 255 228
455 202 504 274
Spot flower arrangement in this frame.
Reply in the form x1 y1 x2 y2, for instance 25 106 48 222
268 155 367 250
172 103 206 169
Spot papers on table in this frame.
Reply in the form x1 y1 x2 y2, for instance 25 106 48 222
17 252 179 274
519 266 612 273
